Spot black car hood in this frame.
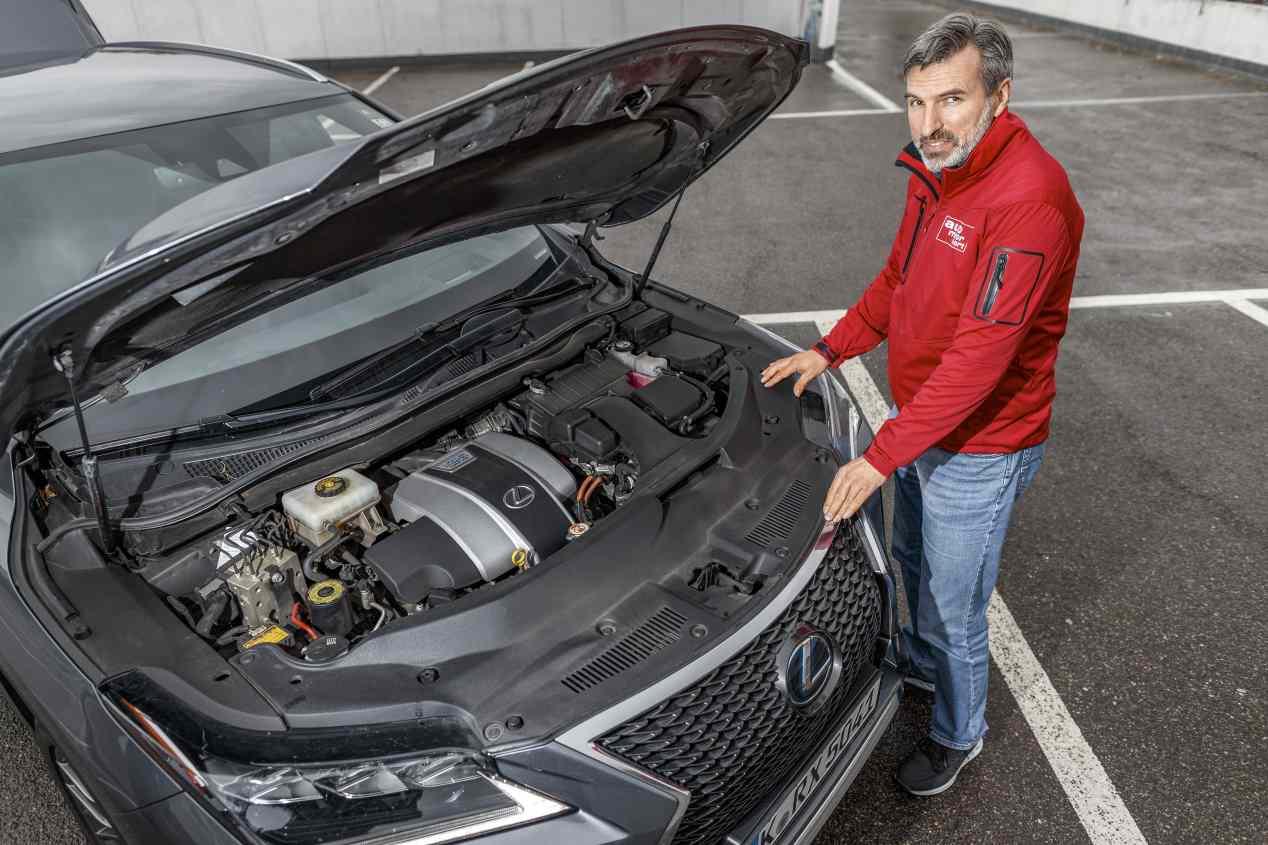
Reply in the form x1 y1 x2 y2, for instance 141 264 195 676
0 26 806 446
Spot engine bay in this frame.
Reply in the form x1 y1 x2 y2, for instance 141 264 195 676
58 306 733 665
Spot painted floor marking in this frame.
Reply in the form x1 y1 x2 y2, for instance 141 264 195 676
743 289 1268 326
772 107 894 120
1226 298 1268 329
825 59 902 113
1068 289 1268 309
987 596 1148 845
757 312 1149 845
767 89 1268 119
1013 91 1268 110
362 65 400 96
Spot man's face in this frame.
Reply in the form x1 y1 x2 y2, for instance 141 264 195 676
905 45 1011 173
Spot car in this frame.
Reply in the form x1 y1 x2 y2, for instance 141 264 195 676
0 19 903 845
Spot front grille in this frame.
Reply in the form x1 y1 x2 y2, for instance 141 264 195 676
596 524 881 845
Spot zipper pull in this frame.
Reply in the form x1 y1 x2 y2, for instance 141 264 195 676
982 253 1009 315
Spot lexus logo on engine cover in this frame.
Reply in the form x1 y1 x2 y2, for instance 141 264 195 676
778 625 841 710
503 484 535 509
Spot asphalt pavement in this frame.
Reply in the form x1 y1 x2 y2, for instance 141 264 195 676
3 0 1265 842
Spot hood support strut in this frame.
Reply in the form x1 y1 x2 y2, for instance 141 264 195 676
52 350 115 557
634 186 687 295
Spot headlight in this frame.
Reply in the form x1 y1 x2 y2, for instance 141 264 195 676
116 699 569 845
204 751 568 844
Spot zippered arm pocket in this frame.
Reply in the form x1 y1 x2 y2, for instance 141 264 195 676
973 247 1045 325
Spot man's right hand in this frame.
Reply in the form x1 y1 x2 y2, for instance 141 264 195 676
760 349 830 396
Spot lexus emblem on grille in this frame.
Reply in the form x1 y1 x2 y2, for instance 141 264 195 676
503 484 536 509
778 626 840 709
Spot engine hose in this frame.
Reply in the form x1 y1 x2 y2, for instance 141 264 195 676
705 362 729 384
673 373 716 434
291 602 320 641
166 595 197 630
214 626 249 647
301 529 357 581
195 590 229 638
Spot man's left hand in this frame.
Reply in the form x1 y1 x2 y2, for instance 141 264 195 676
824 457 887 523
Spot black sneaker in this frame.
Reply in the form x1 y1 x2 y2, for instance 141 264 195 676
896 737 983 796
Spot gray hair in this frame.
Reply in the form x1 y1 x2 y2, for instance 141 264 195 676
903 12 1014 96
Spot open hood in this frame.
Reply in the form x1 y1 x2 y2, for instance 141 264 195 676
0 26 806 447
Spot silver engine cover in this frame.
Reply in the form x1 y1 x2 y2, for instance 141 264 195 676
387 433 576 582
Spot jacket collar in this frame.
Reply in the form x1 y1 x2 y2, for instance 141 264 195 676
894 108 1028 200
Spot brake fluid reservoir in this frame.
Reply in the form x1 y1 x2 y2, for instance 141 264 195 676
282 469 383 546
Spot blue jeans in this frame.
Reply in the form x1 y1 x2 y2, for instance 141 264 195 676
891 427 1045 750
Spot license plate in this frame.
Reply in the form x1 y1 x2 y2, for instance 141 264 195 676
746 677 882 845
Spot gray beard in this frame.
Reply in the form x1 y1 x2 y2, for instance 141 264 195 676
920 100 995 174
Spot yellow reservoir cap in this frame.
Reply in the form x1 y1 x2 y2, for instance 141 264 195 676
307 579 345 606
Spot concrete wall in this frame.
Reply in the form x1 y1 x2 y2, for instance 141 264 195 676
978 0 1267 68
82 0 809 61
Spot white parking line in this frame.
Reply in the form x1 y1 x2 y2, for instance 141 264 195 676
986 597 1148 845
772 107 894 120
825 59 902 113
1013 91 1268 110
767 88 1268 120
362 65 400 96
748 312 1149 845
1226 298 1268 328
1068 289 1268 309
743 288 1268 325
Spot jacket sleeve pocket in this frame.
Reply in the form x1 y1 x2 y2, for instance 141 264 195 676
973 247 1045 326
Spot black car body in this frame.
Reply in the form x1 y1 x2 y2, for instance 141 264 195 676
0 21 902 845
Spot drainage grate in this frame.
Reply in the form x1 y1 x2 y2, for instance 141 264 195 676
745 480 810 548
183 438 326 481
562 607 688 694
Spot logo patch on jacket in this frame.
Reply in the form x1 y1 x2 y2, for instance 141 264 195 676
936 215 974 253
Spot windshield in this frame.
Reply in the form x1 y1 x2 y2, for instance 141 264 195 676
0 93 391 327
0 0 98 69
42 226 557 449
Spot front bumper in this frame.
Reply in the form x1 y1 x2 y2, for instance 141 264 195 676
727 670 902 845
114 669 901 845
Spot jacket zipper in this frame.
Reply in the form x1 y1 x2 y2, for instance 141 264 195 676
982 252 1008 315
901 197 926 276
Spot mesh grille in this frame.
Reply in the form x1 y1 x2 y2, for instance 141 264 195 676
563 607 688 694
183 438 326 480
745 480 810 548
596 525 881 845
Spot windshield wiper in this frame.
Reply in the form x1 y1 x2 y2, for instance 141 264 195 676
203 309 527 431
306 274 591 405
431 273 592 334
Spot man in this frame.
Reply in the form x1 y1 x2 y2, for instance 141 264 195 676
761 13 1083 796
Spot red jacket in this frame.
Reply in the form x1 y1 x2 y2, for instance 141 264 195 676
816 110 1084 477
